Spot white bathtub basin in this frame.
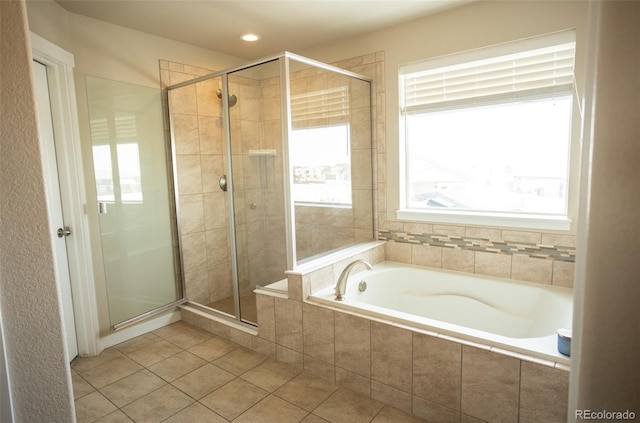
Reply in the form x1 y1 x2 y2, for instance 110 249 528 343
309 261 573 364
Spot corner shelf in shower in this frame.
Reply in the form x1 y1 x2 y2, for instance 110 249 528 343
248 149 276 157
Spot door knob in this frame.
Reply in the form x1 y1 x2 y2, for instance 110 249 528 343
219 175 227 192
57 226 71 238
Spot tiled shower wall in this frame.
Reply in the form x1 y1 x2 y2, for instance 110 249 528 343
162 54 382 305
162 61 290 303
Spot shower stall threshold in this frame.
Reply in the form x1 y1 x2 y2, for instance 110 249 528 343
178 302 258 335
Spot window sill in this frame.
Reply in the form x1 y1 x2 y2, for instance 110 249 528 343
396 209 572 231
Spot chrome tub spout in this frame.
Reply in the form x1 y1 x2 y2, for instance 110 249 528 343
334 259 372 301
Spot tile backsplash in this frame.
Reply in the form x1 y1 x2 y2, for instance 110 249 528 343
379 224 575 287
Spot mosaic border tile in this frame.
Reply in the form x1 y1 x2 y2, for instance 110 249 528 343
378 230 576 263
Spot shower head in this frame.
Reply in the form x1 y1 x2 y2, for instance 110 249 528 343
216 89 238 108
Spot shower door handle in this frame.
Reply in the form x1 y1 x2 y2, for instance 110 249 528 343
219 175 227 192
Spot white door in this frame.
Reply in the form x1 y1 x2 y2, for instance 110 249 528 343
33 60 78 361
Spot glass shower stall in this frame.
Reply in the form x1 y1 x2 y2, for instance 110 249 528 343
167 52 374 326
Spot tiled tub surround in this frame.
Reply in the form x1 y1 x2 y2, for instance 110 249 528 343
181 242 570 422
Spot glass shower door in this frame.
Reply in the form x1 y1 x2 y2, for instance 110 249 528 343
168 75 237 320
227 60 285 325
87 76 181 327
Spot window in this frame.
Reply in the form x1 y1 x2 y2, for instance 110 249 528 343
290 124 351 206
290 86 352 206
90 115 144 204
399 31 576 230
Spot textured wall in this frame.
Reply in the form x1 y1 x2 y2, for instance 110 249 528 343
0 0 75 421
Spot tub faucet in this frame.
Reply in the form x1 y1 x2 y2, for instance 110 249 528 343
334 259 372 301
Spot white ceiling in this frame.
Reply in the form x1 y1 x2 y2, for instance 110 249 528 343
56 0 470 59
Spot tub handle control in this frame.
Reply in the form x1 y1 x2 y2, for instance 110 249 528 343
358 281 367 292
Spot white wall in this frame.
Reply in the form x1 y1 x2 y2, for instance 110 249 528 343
26 0 245 88
0 1 74 421
571 0 640 416
299 0 589 228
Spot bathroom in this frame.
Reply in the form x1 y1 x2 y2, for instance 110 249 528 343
1 0 638 422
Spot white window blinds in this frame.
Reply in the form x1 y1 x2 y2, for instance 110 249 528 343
400 31 576 113
290 86 349 127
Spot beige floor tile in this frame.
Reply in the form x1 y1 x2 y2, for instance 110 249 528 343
72 348 124 373
188 336 237 362
148 350 207 382
162 402 228 423
99 369 167 408
72 374 95 399
152 321 193 339
301 414 330 423
212 347 268 375
240 358 302 392
372 406 426 422
126 338 183 367
274 372 339 412
121 384 194 423
74 391 117 423
313 388 385 423
461 414 486 423
113 333 162 355
199 378 268 420
234 395 308 423
94 410 134 422
80 356 143 389
153 321 212 349
172 363 236 399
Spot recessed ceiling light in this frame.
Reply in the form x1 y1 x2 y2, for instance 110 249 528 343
240 33 261 42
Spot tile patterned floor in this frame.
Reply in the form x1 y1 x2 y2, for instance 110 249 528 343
72 321 425 423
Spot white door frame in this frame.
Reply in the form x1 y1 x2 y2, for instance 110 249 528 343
33 59 79 360
31 33 100 357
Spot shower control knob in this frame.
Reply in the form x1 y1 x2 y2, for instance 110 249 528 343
219 175 227 192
